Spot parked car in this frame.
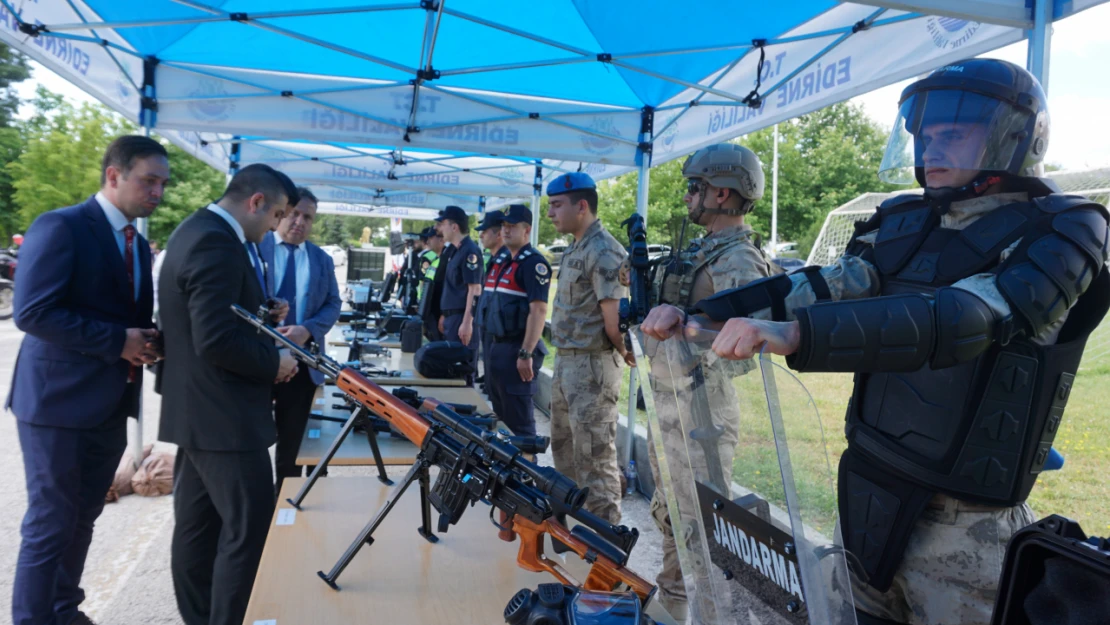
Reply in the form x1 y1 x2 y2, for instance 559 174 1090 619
646 244 672 260
320 244 347 267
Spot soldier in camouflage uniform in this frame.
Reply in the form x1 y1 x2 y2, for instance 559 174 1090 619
641 144 780 623
547 172 633 525
646 59 1110 625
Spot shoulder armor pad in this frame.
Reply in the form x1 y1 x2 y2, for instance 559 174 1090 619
1052 206 1110 267
878 194 928 211
1033 194 1106 215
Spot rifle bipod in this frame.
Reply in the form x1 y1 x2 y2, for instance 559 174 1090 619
317 457 437 590
286 403 394 510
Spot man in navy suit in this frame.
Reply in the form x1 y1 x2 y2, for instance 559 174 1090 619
7 135 168 625
259 187 342 494
158 164 299 625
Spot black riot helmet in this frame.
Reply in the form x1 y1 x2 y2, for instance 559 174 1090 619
879 58 1054 204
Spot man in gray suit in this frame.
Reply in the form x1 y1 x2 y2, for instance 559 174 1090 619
259 187 342 494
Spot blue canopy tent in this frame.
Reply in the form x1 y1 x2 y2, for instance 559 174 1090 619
1 0 1100 548
1 0 1100 238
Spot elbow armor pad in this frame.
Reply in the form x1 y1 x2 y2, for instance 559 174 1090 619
998 205 1110 339
789 288 999 372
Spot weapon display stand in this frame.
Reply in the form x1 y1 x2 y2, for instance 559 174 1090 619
287 402 395 510
317 455 438 590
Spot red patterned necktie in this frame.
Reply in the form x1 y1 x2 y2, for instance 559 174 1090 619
123 225 137 383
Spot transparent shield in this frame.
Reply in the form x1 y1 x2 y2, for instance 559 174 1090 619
633 326 857 625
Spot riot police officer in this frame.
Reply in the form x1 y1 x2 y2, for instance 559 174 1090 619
436 205 484 383
642 142 780 622
475 210 509 389
644 58 1110 625
482 205 550 437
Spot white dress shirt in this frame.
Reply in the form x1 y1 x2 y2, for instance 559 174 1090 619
272 232 310 325
95 191 141 301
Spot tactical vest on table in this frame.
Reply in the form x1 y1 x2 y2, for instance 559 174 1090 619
840 193 1110 590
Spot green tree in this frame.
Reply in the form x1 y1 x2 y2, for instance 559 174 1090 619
151 142 227 245
586 102 899 258
10 96 134 228
0 44 30 241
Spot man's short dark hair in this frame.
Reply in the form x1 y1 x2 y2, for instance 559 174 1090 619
295 186 318 207
101 135 168 185
565 189 599 215
220 164 300 209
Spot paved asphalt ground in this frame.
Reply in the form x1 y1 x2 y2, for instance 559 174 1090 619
0 304 664 623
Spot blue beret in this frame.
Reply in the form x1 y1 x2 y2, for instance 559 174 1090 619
546 172 596 197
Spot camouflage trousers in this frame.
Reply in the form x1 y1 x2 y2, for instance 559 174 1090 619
550 350 623 525
846 495 1036 625
646 360 742 622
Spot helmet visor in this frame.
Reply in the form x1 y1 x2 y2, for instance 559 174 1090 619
878 89 1033 185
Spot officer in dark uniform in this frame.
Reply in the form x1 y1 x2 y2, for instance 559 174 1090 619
483 204 550 437
645 58 1110 625
435 205 484 383
475 210 509 391
420 220 452 342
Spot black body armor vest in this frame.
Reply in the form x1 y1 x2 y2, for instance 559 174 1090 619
846 195 1109 508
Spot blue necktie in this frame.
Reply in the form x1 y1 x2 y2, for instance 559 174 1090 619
276 242 298 326
246 242 266 296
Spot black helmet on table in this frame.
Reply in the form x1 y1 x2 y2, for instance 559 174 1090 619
878 58 1055 207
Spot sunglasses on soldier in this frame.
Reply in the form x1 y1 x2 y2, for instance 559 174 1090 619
686 178 705 196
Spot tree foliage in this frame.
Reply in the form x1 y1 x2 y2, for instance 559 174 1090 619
581 102 901 258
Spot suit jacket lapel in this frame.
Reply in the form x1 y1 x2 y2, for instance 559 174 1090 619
199 208 264 303
84 197 129 298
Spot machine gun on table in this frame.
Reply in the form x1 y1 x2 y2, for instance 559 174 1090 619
233 304 656 605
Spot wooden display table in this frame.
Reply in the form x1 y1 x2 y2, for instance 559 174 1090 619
298 385 491 467
245 477 674 625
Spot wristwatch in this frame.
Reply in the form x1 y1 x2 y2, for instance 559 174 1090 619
518 349 532 360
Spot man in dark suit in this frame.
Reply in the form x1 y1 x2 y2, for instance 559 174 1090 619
157 164 299 625
7 135 168 625
258 187 342 494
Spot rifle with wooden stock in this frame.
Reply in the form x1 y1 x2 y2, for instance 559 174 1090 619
231 304 657 605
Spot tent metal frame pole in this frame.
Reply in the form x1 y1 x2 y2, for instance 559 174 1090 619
50 4 420 32
531 162 542 247
61 0 144 93
1026 0 1052 92
166 0 417 74
770 123 779 258
441 8 593 58
625 110 652 484
758 8 885 103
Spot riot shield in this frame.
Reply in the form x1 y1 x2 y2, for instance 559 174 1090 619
633 326 857 625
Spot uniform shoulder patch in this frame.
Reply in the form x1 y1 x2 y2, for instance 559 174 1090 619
536 263 549 276
467 253 478 263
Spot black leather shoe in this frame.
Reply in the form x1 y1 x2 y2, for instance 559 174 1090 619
71 612 98 625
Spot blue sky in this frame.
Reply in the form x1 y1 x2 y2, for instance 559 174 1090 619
16 3 1110 172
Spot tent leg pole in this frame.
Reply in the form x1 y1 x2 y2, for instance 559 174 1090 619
1027 0 1052 92
531 162 542 248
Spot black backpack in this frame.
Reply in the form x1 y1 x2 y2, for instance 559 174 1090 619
400 319 423 353
414 341 475 379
